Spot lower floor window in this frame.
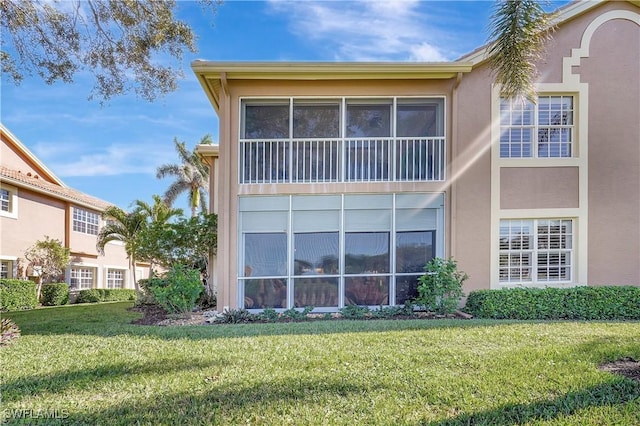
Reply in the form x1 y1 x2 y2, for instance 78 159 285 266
0 260 11 279
239 193 442 310
70 267 95 290
106 269 125 289
499 218 573 284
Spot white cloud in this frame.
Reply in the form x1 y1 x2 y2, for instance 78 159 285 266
267 0 451 61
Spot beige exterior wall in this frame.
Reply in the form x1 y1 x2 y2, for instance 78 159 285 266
500 167 580 209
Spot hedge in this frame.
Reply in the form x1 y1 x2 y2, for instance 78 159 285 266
0 279 38 311
41 283 70 306
464 286 640 320
75 289 137 304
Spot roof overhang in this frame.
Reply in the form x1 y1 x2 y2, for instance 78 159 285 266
191 61 473 112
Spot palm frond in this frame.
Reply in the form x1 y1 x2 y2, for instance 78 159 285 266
487 0 554 102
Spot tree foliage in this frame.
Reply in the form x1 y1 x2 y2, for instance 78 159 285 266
23 236 70 300
156 135 211 217
1 0 220 102
96 205 147 295
487 0 554 102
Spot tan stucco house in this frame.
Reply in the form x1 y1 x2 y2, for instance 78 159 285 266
0 124 149 290
193 0 639 312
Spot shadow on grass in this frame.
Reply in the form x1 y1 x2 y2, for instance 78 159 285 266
424 378 640 426
51 376 369 425
1 357 229 404
4 301 531 341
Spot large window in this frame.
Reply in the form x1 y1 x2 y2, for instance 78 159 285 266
499 219 573 284
73 208 99 235
239 193 444 310
106 269 125 289
70 267 95 290
500 95 574 158
240 97 445 183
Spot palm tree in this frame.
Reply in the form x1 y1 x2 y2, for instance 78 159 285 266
133 195 183 274
156 135 211 217
487 0 554 102
96 206 147 296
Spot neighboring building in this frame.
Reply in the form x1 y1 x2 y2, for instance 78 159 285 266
0 124 148 290
193 0 640 312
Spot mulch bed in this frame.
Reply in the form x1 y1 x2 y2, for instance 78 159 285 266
130 304 171 325
599 357 640 382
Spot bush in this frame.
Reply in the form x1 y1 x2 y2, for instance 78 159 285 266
219 308 254 324
1 318 21 346
76 289 136 304
0 279 38 311
464 286 640 320
414 258 467 315
41 283 69 306
146 265 203 314
339 304 370 319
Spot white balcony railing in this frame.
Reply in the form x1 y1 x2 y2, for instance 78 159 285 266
240 137 445 184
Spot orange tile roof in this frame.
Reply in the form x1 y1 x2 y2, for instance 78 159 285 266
1 166 113 211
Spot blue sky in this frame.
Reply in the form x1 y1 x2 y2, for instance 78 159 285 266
1 0 567 212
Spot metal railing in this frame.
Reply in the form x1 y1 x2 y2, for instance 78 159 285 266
240 137 445 184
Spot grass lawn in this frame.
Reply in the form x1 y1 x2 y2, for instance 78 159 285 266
1 302 639 425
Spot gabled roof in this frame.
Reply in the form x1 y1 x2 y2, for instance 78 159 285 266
458 0 640 65
0 124 113 212
0 123 65 186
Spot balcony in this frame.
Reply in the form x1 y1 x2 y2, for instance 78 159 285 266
240 137 445 184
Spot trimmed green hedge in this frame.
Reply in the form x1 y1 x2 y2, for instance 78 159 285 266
41 283 70 306
464 286 640 320
75 289 136 304
0 279 38 311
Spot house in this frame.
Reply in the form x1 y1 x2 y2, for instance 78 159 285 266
0 124 149 290
192 0 640 312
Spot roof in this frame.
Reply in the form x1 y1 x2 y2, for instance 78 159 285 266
1 166 112 211
0 124 114 212
191 62 473 112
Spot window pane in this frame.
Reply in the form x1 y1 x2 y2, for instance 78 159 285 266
346 103 391 137
0 189 10 212
243 233 287 277
397 100 442 137
395 275 420 305
345 276 389 305
294 232 339 275
293 104 339 138
345 232 390 274
244 278 287 309
294 277 338 308
244 104 289 139
396 231 434 273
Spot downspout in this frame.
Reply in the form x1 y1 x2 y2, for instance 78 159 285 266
450 72 463 259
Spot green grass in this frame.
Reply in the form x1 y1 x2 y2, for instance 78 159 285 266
2 302 639 425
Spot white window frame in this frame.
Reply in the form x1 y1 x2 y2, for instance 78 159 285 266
1 260 12 279
499 218 574 285
105 268 126 289
499 95 574 159
0 184 18 219
69 266 96 290
73 207 100 235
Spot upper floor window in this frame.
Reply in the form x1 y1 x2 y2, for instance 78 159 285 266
240 97 445 184
73 207 99 235
1 189 11 212
500 95 574 158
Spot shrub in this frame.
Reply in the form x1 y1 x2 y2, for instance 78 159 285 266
339 304 371 319
75 289 136 304
414 258 467 315
219 308 254 324
258 307 280 322
1 318 21 346
0 279 38 311
41 283 69 306
281 306 314 321
371 302 416 319
464 286 640 320
146 265 203 314
196 290 217 310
